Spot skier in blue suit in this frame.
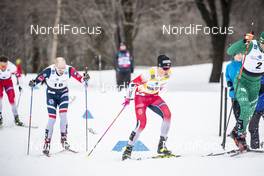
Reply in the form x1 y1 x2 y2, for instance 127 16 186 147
225 53 243 120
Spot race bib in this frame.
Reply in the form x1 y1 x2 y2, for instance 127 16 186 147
244 41 264 74
118 56 131 68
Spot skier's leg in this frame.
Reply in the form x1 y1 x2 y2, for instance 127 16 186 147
46 93 57 139
235 78 253 133
249 111 262 149
123 95 147 160
128 104 147 146
232 78 250 150
233 75 260 151
232 99 240 121
149 96 172 154
5 81 23 126
59 91 69 149
5 86 17 115
43 91 57 154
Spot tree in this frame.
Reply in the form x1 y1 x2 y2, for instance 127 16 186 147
195 0 233 82
50 0 62 64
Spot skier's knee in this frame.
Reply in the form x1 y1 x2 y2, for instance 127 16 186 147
163 108 171 120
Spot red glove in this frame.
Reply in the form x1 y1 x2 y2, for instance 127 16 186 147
122 98 131 106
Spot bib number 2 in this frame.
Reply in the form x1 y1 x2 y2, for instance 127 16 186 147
256 62 263 69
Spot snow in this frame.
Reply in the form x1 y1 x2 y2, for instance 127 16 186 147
1 63 264 176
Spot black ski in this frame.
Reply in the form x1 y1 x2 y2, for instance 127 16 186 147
206 148 264 157
230 149 264 157
206 149 240 156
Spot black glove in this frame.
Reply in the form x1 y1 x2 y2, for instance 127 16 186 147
18 86 22 92
83 73 90 81
29 80 36 88
227 81 233 87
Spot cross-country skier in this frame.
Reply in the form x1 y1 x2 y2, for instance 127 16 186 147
0 56 23 126
225 53 243 120
122 55 172 160
227 32 264 151
249 75 264 149
29 57 90 155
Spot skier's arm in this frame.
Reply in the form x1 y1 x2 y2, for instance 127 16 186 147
69 67 84 83
33 68 51 85
131 73 148 86
225 64 233 87
227 39 253 56
9 61 22 86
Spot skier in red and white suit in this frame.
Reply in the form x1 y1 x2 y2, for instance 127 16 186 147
122 55 172 160
0 56 23 126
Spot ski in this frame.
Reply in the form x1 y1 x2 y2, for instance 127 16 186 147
19 124 39 129
42 148 78 157
0 124 38 129
134 153 181 161
206 149 240 156
206 148 264 157
64 148 79 153
230 149 264 157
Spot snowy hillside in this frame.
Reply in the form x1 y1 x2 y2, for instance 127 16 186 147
1 63 264 176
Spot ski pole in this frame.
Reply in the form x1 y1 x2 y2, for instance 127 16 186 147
27 87 34 155
84 66 90 152
221 87 228 149
219 72 224 137
223 24 254 145
87 105 127 157
16 90 22 108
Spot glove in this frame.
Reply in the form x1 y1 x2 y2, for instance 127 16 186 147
83 73 90 81
29 80 36 88
122 97 131 106
244 33 254 43
18 86 22 92
227 81 233 87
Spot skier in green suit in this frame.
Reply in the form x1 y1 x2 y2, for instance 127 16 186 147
227 32 264 151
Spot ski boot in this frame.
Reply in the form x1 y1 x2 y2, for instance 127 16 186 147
43 138 51 156
230 128 248 152
14 115 23 126
0 113 3 126
61 133 70 150
122 144 133 160
157 136 172 155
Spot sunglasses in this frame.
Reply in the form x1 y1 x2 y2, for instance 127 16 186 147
162 67 170 71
